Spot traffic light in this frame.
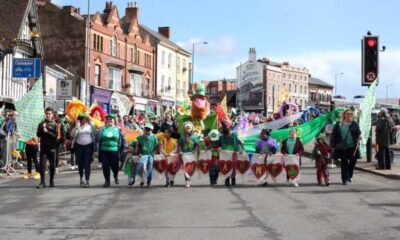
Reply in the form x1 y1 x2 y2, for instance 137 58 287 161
362 36 379 86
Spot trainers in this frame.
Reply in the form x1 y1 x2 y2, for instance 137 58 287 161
23 173 32 179
325 181 330 186
55 168 59 174
103 182 110 188
34 172 41 179
185 181 190 188
36 182 46 189
129 180 135 186
293 182 299 187
262 181 269 187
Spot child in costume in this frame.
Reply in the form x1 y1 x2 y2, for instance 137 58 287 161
255 129 278 186
203 129 220 185
178 121 200 188
123 142 139 186
312 134 331 186
219 120 244 187
159 127 178 187
137 123 158 188
280 129 304 187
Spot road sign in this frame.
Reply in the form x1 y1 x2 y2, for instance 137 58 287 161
57 79 73 100
12 58 41 78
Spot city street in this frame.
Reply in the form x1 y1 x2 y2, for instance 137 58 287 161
0 158 399 240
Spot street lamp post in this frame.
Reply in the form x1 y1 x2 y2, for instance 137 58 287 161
386 83 393 104
334 72 344 96
190 41 207 95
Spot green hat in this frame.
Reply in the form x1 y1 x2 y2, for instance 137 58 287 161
144 122 154 130
130 140 137 146
191 83 207 99
77 113 89 120
106 113 116 119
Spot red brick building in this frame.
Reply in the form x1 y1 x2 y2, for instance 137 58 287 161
202 79 237 107
37 1 155 112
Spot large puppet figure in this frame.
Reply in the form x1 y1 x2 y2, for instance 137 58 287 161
191 83 210 133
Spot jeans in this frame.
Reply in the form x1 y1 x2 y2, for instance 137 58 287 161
338 148 357 182
39 148 56 184
377 146 392 170
26 144 39 173
75 143 93 181
100 150 120 183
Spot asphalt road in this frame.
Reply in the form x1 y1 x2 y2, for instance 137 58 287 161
0 158 399 240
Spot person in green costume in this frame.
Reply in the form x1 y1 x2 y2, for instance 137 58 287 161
178 121 200 188
136 122 158 188
219 120 244 187
98 113 127 188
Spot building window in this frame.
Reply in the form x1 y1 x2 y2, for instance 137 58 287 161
176 57 180 73
182 81 186 96
177 80 180 97
182 59 186 72
289 84 292 92
288 74 292 79
112 35 117 57
168 53 172 69
108 68 121 90
145 78 150 97
117 43 121 58
211 87 217 94
283 73 286 78
161 75 165 93
294 85 297 93
92 34 103 52
294 75 297 80
144 54 151 68
95 64 101 86
132 44 138 63
300 85 303 95
161 51 165 66
168 77 172 91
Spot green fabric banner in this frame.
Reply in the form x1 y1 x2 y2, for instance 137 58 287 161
15 78 45 142
241 112 332 152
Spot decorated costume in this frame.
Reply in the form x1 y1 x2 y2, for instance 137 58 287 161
312 135 331 186
202 129 220 185
136 123 158 187
191 83 210 133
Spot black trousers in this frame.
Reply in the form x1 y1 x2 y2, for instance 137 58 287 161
377 146 392 170
100 150 119 183
25 144 39 173
75 143 93 181
39 148 56 184
337 148 357 182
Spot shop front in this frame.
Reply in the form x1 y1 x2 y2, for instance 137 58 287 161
91 86 113 113
160 98 175 116
134 96 148 114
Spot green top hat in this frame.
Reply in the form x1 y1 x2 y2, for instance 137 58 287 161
191 82 207 99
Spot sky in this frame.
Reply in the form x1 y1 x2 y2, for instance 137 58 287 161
52 0 400 101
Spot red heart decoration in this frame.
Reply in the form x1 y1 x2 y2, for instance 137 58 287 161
198 159 213 174
235 160 250 175
218 160 233 176
153 159 167 174
184 161 197 177
285 164 300 180
251 163 267 179
266 163 283 178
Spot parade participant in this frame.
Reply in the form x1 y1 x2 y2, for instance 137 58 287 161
312 134 331 186
71 113 97 188
54 112 65 174
280 129 304 187
160 112 178 137
137 123 158 187
36 107 59 188
23 137 40 179
203 129 220 185
219 120 244 187
178 121 200 188
123 115 133 129
66 121 77 170
159 127 178 187
375 108 395 170
151 117 161 134
331 108 361 185
98 113 127 187
123 142 138 186
255 129 277 186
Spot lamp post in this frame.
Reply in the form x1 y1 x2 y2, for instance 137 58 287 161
85 0 91 107
386 83 393 104
334 72 344 96
190 41 207 95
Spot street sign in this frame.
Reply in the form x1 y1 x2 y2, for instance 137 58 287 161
12 58 41 78
57 79 73 100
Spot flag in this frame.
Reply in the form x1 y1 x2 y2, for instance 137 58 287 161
359 80 377 156
15 78 45 142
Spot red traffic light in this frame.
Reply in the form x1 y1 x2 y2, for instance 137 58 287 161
367 38 377 47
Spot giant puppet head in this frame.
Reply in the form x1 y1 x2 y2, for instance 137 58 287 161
191 83 209 131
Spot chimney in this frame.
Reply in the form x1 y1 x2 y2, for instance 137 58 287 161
125 2 139 22
63 6 80 15
104 1 113 13
158 27 170 39
249 47 256 62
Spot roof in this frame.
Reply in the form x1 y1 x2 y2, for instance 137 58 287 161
139 24 190 55
0 0 31 42
309 77 333 88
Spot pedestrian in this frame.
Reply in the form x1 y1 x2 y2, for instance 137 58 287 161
375 108 395 170
71 113 97 187
178 121 200 188
160 112 178 138
151 117 161 134
280 129 304 187
123 142 138 186
159 127 178 187
137 122 158 187
54 112 65 174
331 108 361 185
203 129 220 185
219 120 244 187
123 115 132 129
36 107 59 188
23 137 40 179
66 121 77 170
312 134 331 186
255 129 278 187
98 113 127 187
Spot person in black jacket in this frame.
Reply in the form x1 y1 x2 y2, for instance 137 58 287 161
36 107 59 188
331 108 361 185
